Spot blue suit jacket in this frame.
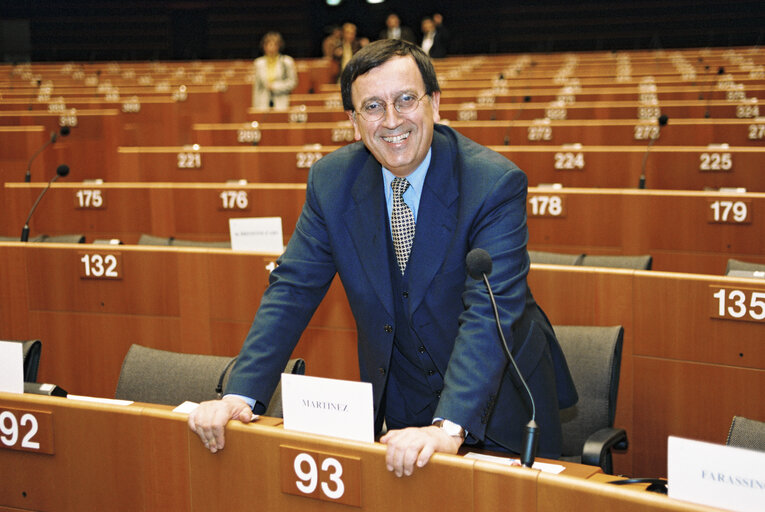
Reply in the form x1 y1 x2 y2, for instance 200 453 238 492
226 124 577 457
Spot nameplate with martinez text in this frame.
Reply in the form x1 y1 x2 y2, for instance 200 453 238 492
281 374 374 443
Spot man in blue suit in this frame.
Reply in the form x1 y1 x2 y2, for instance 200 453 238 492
189 39 577 477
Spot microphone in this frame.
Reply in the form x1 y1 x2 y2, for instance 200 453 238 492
21 164 70 242
465 248 539 467
24 126 70 182
504 95 532 145
637 114 669 189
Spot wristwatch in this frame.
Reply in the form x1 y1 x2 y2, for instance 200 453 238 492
433 419 466 440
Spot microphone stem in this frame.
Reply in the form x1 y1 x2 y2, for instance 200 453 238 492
638 132 659 189
21 175 60 241
25 133 55 183
482 273 536 423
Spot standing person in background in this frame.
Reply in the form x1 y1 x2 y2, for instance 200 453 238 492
420 17 448 59
378 13 416 44
432 13 451 53
333 22 362 82
252 32 298 110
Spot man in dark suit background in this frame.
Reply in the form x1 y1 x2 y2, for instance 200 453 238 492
378 13 416 44
189 39 577 478
420 16 448 59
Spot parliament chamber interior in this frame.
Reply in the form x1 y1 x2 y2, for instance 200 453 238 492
1 1 764 511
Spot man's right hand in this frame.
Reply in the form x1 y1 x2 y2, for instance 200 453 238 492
187 395 254 453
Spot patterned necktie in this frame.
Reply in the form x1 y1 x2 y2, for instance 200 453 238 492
391 177 415 274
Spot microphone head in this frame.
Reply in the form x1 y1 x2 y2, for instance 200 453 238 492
466 248 492 280
523 95 531 103
717 66 725 75
59 126 71 137
658 114 668 127
56 164 70 177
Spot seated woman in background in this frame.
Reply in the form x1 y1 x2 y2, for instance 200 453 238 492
252 32 298 110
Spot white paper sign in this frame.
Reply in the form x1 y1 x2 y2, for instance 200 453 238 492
0 341 24 394
668 436 765 512
281 373 374 444
229 217 283 253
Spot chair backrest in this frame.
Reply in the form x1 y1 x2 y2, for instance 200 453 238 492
555 325 624 458
171 238 231 249
726 416 765 452
580 254 652 270
529 250 585 266
31 234 86 243
137 234 173 245
138 234 230 248
21 340 42 382
726 258 765 275
114 344 305 417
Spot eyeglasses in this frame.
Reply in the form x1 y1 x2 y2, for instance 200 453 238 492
355 92 428 122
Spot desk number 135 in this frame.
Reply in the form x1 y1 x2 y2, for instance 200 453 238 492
712 288 765 322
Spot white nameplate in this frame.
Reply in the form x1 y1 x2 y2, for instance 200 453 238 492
281 374 374 444
668 436 765 512
0 341 24 394
229 217 284 253
66 394 134 406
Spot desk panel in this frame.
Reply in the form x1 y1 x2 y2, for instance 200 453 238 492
2 182 306 244
112 143 765 191
0 393 728 512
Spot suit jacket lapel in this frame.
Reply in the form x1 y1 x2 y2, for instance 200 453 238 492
343 153 395 318
407 128 459 312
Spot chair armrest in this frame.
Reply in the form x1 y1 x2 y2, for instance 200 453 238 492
582 427 628 473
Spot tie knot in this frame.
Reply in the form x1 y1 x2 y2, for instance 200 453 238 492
392 177 410 198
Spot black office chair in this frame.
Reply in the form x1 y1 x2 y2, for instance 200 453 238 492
114 344 304 417
0 234 85 243
528 250 585 266
579 254 652 270
10 339 42 382
725 258 765 276
555 325 628 474
138 234 230 248
726 416 765 452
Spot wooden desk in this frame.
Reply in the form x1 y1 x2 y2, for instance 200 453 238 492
2 182 307 245
116 145 336 183
112 142 764 190
0 109 121 182
1 243 764 479
491 144 765 191
449 117 765 147
525 187 765 275
192 117 765 149
528 265 765 478
0 392 723 512
5 184 764 275
0 242 356 399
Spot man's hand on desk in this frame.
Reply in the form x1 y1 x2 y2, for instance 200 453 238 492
187 395 254 453
380 425 463 477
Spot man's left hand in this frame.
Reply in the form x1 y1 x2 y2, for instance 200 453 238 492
380 425 463 477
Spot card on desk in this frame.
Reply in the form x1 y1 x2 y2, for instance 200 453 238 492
281 373 374 444
0 341 23 394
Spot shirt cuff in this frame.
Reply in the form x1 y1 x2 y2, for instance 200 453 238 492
224 393 257 411
432 417 469 439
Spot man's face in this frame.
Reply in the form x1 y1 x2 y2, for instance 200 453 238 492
347 56 440 177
